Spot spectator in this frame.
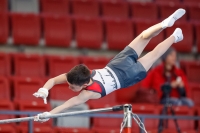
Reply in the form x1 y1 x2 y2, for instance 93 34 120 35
141 47 194 107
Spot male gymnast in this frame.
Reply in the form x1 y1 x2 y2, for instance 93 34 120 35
34 9 186 122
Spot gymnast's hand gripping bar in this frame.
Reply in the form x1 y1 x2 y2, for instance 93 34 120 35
0 105 124 124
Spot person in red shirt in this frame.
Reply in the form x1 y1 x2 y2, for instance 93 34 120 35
141 47 194 107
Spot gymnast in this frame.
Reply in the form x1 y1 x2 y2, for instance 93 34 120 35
34 9 186 122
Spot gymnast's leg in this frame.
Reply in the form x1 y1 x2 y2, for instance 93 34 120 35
138 28 183 71
128 8 185 57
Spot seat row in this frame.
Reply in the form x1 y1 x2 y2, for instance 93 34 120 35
0 0 200 21
0 73 200 107
0 75 140 103
0 52 199 82
0 13 200 53
0 52 111 77
1 101 200 133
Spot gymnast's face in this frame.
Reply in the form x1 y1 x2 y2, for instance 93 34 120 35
67 82 84 92
68 82 87 92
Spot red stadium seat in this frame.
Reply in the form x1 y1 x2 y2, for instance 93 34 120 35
187 4 200 22
11 13 41 45
0 13 8 44
0 77 10 100
80 56 110 70
71 0 99 17
0 101 15 128
47 55 79 77
92 128 120 133
19 126 54 133
56 127 94 133
18 101 51 112
0 125 17 133
0 53 11 76
130 2 158 20
75 17 103 49
145 129 158 133
13 53 45 77
116 83 140 104
195 23 200 53
18 101 52 127
143 129 196 133
43 14 72 47
167 106 194 130
13 77 44 102
183 0 200 5
101 1 129 18
180 60 200 83
165 21 193 53
155 0 181 4
132 104 159 131
91 104 122 129
0 0 8 12
105 18 134 50
134 19 164 51
162 129 197 133
41 0 69 15
189 83 200 106
0 100 14 120
158 3 187 21
50 83 77 101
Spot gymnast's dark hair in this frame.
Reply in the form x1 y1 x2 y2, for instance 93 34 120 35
66 64 91 86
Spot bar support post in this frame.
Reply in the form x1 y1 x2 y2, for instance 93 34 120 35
123 104 132 133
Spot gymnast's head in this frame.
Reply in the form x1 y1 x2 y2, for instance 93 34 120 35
66 64 91 92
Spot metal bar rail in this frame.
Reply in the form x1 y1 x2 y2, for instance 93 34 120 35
0 105 124 124
1 111 200 120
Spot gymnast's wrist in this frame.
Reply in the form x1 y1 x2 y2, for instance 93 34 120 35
38 88 49 96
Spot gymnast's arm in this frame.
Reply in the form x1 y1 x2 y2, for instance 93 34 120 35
34 90 99 122
43 73 67 91
33 74 68 104
49 90 93 114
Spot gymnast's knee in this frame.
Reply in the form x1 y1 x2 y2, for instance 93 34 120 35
141 30 151 39
142 30 158 40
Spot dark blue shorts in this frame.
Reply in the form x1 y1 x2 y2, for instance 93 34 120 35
107 46 147 88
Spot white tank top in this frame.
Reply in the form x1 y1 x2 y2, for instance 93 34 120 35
91 66 121 95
